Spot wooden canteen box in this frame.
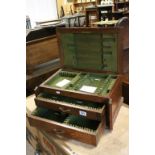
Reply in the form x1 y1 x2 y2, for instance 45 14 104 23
27 27 124 146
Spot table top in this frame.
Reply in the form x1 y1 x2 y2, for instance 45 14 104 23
27 94 129 155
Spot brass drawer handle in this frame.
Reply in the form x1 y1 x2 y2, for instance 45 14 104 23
59 107 71 113
53 129 64 134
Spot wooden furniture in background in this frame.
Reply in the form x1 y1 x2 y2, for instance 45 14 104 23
114 0 129 12
26 35 60 95
26 59 60 96
85 0 129 26
98 4 113 20
85 7 99 26
61 13 85 27
73 0 99 13
27 35 59 74
26 25 65 94
85 4 113 26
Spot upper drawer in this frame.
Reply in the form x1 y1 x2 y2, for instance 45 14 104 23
27 107 105 146
35 92 105 121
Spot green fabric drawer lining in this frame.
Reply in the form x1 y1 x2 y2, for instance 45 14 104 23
45 70 117 95
39 92 104 109
32 107 100 132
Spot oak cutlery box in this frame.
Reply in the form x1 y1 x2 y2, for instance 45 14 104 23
27 27 124 146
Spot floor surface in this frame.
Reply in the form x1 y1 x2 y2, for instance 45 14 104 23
27 141 35 155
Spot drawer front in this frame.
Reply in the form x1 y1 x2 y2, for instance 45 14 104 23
35 96 105 121
27 111 105 146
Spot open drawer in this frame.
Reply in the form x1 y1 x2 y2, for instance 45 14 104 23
35 92 105 121
27 107 105 146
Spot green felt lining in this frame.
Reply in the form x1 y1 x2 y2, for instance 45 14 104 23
39 92 104 109
60 33 118 72
32 107 100 132
45 71 117 96
32 107 67 123
45 71 77 89
64 115 100 132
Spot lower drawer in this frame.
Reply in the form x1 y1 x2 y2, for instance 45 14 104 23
27 107 105 146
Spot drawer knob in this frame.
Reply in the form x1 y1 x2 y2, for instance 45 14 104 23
59 107 71 113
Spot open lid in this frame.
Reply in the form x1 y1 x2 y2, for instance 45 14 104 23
56 27 123 74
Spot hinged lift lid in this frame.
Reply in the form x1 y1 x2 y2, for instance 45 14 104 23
56 27 123 74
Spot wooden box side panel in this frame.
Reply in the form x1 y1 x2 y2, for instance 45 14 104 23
26 37 59 67
28 115 98 146
95 117 105 145
106 76 122 130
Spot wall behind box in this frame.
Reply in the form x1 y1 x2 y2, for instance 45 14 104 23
26 0 58 28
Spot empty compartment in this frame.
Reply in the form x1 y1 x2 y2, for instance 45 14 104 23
45 71 78 88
